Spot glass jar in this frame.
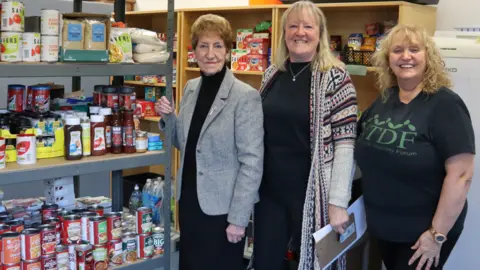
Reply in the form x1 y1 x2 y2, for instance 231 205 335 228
101 86 119 109
135 131 147 153
119 86 136 110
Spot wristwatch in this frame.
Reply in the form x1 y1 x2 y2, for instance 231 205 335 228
429 226 447 244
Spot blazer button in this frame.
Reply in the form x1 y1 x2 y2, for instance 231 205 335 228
199 172 203 176
197 149 201 153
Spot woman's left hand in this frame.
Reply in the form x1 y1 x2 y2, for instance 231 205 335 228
408 230 442 270
328 204 349 234
226 224 245 244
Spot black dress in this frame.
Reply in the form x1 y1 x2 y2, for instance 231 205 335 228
178 65 246 270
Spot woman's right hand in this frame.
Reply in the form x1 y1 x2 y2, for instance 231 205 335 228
155 96 174 117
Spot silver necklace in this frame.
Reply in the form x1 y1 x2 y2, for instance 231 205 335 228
289 62 311 82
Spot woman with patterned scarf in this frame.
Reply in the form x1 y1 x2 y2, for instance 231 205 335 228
252 1 358 269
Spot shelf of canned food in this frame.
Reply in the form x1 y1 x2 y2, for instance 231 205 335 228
0 151 166 184
0 202 168 269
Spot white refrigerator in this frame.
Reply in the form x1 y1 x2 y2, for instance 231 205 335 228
434 33 480 270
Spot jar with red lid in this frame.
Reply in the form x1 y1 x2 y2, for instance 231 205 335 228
101 86 119 109
93 85 105 106
119 86 136 110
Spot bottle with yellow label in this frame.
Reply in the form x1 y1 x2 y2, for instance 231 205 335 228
81 116 91 156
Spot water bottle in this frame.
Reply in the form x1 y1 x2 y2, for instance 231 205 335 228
128 184 142 213
142 179 152 207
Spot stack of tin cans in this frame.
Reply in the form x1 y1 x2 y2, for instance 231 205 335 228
39 8 59 62
0 1 25 63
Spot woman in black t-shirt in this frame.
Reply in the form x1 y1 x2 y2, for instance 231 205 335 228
356 25 475 270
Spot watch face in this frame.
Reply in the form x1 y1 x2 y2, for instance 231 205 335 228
436 235 446 243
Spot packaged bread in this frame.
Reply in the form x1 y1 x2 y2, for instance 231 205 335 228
62 19 85 50
84 19 107 50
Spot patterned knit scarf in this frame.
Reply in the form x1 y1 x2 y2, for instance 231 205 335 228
258 64 346 270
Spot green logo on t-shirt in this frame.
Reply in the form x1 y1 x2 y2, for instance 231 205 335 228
360 114 417 156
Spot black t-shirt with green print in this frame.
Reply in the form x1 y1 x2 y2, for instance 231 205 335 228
355 86 475 243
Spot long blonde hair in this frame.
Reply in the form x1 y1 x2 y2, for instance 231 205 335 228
372 24 451 96
275 0 344 72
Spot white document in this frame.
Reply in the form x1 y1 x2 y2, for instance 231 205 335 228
312 195 367 270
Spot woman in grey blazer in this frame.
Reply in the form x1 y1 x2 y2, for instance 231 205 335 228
156 14 264 270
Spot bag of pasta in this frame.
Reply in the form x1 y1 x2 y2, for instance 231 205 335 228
109 27 133 63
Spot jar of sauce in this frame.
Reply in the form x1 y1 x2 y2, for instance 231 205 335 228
101 86 119 109
91 115 106 156
99 108 112 153
111 109 123 154
119 86 136 110
123 110 136 153
64 117 83 160
93 85 105 106
135 131 148 153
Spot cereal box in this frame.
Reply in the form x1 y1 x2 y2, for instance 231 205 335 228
247 55 268 72
246 38 270 55
230 49 249 71
236 29 253 50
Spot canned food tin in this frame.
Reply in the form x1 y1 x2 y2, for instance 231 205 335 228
21 259 41 270
37 224 55 256
68 241 88 270
7 85 25 113
0 225 9 234
44 217 61 245
75 244 93 270
2 263 20 270
136 234 154 259
16 134 36 165
1 31 22 62
22 32 40 62
41 204 58 223
30 85 50 114
62 215 81 245
71 208 87 215
92 244 108 270
108 240 122 266
20 229 40 261
119 86 136 110
88 216 107 245
40 35 58 62
5 221 23 234
1 232 21 265
86 205 104 217
105 212 122 241
41 254 57 270
0 1 24 32
122 233 137 264
80 212 97 242
152 227 164 255
135 207 152 235
0 137 5 170
55 245 68 270
40 9 59 36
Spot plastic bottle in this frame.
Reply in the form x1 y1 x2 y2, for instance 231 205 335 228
129 184 142 214
111 109 122 154
142 179 152 207
99 108 112 153
80 117 91 156
151 180 164 225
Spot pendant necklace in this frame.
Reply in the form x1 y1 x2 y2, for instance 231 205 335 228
289 62 311 82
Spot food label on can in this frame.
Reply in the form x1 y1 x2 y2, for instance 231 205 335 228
17 136 36 165
43 256 57 269
40 36 59 62
122 238 137 264
7 89 23 112
41 229 56 255
138 235 154 258
93 247 108 269
3 236 21 264
22 260 41 270
137 212 152 234
89 219 107 244
153 232 164 255
1 1 24 32
68 131 82 156
57 251 69 270
68 245 77 270
93 127 106 151
22 33 41 62
65 221 81 244
108 241 122 265
21 233 41 260
1 33 22 62
33 89 50 113
40 9 59 36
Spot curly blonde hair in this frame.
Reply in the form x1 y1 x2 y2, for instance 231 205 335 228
191 14 233 51
372 24 451 96
275 0 344 72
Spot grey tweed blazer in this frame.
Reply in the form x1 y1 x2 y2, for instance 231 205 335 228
160 68 264 227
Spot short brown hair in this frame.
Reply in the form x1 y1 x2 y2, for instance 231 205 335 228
372 24 451 96
191 14 233 51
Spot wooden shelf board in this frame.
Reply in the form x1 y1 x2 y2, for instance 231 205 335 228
124 80 177 87
184 67 263 76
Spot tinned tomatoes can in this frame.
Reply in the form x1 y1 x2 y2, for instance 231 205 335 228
7 85 25 112
22 32 41 62
136 234 154 259
75 244 93 270
105 212 122 241
86 205 104 217
16 134 36 165
31 85 51 114
21 259 41 270
92 244 108 270
20 228 41 261
135 207 152 235
88 216 107 245
2 232 21 265
55 245 69 270
62 215 81 245
41 204 58 223
0 1 24 32
38 224 56 256
41 254 57 270
5 221 23 234
108 240 122 267
80 212 97 242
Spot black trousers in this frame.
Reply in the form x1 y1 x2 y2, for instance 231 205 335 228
375 232 461 270
178 178 246 270
252 191 305 270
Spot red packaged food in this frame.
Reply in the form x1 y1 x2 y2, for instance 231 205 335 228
7 85 25 112
135 100 156 118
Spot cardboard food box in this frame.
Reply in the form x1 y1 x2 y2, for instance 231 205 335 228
59 13 110 62
230 49 249 71
246 38 270 55
247 55 268 72
236 29 253 50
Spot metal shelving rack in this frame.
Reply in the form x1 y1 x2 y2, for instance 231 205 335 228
0 0 175 269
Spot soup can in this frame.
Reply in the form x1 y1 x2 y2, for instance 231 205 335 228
80 212 97 242
135 207 152 235
75 244 93 270
0 1 24 32
136 234 154 259
88 216 107 245
2 232 21 265
1 31 22 62
0 137 5 170
68 240 88 270
38 224 56 256
21 259 41 270
20 228 41 261
44 217 61 245
40 9 59 36
56 245 69 270
5 220 23 234
61 215 81 245
121 232 137 264
22 32 40 62
41 203 58 223
92 244 108 270
108 240 122 266
40 35 58 62
105 212 122 241
16 134 36 165
41 254 57 270
152 226 164 255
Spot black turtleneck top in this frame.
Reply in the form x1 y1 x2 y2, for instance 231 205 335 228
181 65 227 196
